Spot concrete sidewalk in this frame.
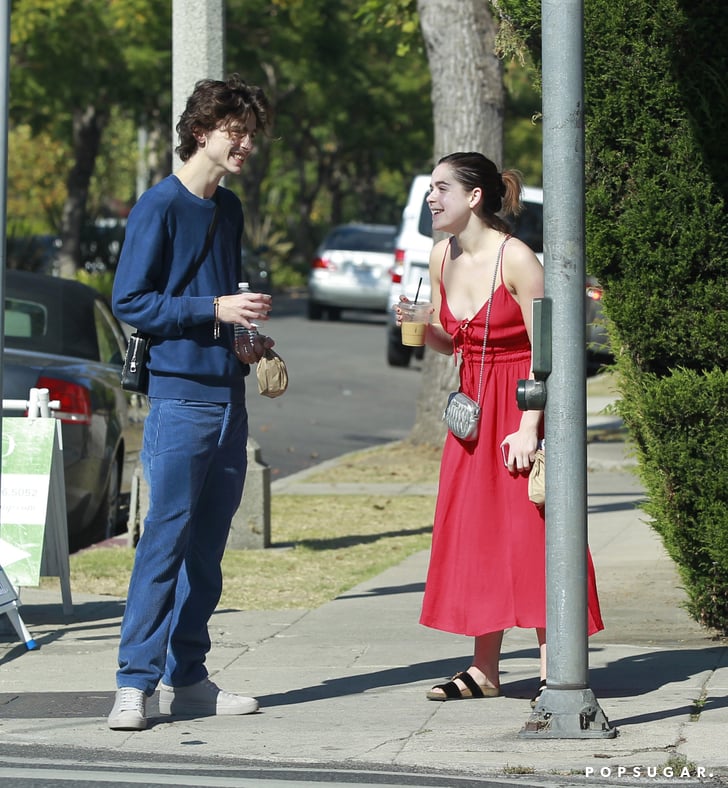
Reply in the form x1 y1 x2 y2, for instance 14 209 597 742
1 414 728 784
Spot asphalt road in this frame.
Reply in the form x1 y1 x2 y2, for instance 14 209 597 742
0 743 594 787
244 291 424 480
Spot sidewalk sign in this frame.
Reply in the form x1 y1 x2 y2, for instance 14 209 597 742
0 562 37 649
0 400 72 616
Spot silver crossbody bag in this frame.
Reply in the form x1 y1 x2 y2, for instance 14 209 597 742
442 236 508 441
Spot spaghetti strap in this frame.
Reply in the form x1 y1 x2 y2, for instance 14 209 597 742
440 237 451 280
500 234 511 286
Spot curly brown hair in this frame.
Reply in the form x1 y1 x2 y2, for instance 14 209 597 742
175 73 272 162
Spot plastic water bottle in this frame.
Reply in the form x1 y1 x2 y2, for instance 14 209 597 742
234 282 258 363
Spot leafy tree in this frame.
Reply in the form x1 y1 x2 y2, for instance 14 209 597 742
225 0 433 271
9 0 433 280
494 0 728 632
7 124 67 236
86 107 139 219
7 0 538 292
9 0 171 276
503 58 541 184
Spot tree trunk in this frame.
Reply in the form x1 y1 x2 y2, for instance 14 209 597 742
57 105 107 278
411 0 505 447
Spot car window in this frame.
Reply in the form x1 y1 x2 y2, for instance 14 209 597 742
4 297 48 340
5 281 98 361
94 300 127 366
324 227 396 253
418 195 433 238
507 200 544 254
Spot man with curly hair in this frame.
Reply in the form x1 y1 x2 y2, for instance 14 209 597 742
108 75 273 731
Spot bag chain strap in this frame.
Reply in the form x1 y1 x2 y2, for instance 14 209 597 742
472 234 510 406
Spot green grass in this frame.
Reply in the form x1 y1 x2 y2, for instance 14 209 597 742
52 441 440 610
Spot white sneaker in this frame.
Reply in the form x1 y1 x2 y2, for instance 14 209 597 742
108 687 147 731
158 677 258 716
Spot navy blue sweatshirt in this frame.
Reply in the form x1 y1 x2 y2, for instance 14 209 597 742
112 175 247 403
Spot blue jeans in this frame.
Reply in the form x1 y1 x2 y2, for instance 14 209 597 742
116 398 248 694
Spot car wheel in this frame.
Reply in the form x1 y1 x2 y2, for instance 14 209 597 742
94 454 122 542
307 300 324 320
587 352 613 378
387 336 413 367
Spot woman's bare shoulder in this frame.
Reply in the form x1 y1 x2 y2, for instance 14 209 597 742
433 236 451 255
505 234 540 265
503 235 544 295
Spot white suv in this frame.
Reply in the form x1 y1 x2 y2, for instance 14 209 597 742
386 175 433 366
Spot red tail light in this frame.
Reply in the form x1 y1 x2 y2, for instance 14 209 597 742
311 256 336 271
390 251 405 284
586 285 604 301
36 376 92 425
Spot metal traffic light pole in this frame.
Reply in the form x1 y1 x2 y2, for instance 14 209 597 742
518 0 615 739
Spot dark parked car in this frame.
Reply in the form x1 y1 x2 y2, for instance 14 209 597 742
2 271 144 551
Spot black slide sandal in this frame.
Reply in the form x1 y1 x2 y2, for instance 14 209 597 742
426 670 501 701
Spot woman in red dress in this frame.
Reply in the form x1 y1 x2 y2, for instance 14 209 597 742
403 152 603 705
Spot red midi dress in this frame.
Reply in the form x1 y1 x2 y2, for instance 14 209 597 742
420 255 604 637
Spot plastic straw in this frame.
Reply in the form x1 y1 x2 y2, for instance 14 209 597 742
414 277 422 304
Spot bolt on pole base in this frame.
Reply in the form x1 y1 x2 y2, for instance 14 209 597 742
519 688 617 739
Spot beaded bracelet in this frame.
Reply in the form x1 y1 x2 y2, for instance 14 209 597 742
213 296 220 339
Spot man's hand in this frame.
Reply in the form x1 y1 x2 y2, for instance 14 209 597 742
251 333 275 362
219 291 272 329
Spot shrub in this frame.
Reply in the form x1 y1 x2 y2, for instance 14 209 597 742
495 0 728 632
585 0 728 633
618 363 728 629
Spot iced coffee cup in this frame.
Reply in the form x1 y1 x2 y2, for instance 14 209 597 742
398 301 432 347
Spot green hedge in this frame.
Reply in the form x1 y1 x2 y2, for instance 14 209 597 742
585 0 728 633
585 0 728 375
619 363 728 629
495 0 728 632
